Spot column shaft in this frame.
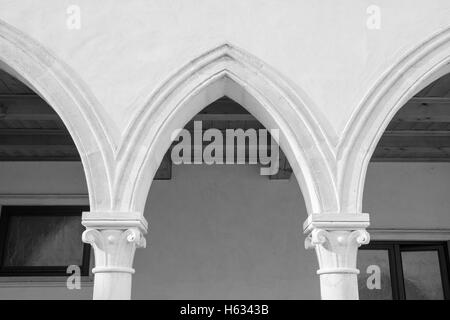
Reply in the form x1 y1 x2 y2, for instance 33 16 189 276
93 273 133 300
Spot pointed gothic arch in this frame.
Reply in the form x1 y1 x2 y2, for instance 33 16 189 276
0 20 114 210
114 44 339 216
338 27 450 213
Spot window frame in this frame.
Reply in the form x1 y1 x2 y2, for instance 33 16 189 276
0 205 90 277
360 241 450 300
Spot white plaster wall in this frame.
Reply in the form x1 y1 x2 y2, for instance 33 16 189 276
0 162 87 195
134 164 316 299
1 0 450 139
0 161 448 299
364 162 450 229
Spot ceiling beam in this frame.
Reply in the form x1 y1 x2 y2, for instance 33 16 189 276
0 134 75 146
269 150 293 180
409 97 450 104
0 99 59 121
192 114 256 121
0 129 67 135
378 135 450 148
383 130 450 137
393 98 450 122
0 94 40 99
371 156 450 162
0 145 77 153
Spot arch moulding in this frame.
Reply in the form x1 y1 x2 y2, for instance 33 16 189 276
0 20 114 211
338 26 450 213
113 43 340 217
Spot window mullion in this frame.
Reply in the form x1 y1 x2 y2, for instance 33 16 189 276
393 244 406 300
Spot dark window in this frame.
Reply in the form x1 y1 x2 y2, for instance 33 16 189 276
0 206 90 276
358 241 450 300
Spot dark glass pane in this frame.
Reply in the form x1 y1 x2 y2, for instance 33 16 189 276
3 214 84 267
401 250 444 300
358 249 393 300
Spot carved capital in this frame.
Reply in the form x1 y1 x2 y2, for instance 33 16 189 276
305 228 370 275
82 227 146 274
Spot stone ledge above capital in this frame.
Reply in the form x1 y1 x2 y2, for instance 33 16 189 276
303 213 370 234
82 211 148 233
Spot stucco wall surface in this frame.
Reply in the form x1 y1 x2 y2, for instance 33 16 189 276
1 0 449 139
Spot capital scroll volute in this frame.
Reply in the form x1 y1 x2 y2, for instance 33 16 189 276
305 228 329 249
349 229 370 247
305 228 370 250
123 228 147 248
82 228 105 250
